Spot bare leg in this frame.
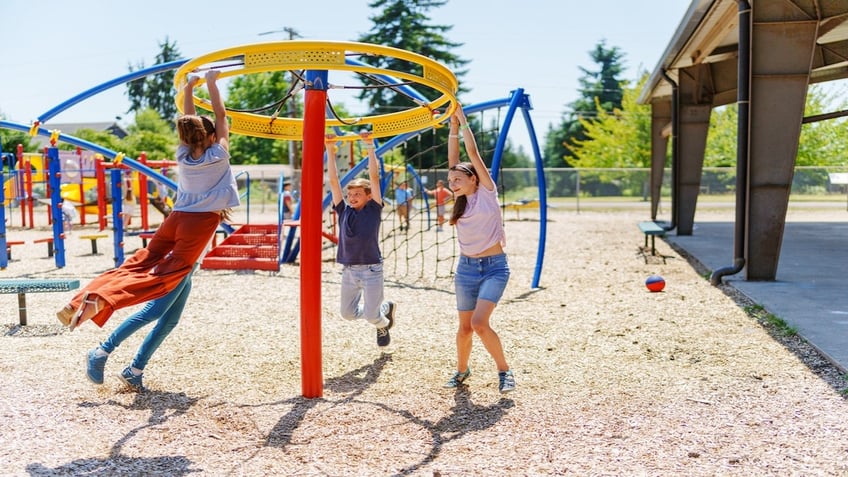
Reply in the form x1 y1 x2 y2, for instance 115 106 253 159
469 299 509 371
455 310 474 373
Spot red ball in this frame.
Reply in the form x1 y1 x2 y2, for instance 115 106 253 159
645 275 665 292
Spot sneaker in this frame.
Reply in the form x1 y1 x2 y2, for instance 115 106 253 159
376 326 391 347
498 370 516 393
381 301 396 330
377 301 397 347
444 368 471 388
118 366 144 391
376 301 396 347
86 348 108 385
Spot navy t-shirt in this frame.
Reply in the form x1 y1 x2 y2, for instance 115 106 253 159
334 199 383 265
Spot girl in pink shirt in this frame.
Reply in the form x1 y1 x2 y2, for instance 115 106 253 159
444 104 515 394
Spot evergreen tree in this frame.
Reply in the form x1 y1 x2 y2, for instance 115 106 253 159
126 38 182 124
357 0 469 169
546 40 626 168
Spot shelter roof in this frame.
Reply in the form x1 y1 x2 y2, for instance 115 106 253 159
639 0 848 105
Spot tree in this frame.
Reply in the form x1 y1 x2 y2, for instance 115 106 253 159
797 84 848 167
224 71 293 165
357 0 471 170
122 108 178 162
703 84 848 168
546 40 627 168
567 74 652 197
67 109 176 164
0 119 36 156
703 104 737 168
358 0 468 114
126 38 182 124
569 74 651 169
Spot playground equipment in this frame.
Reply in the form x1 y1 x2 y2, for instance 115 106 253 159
0 123 180 267
0 40 547 400
175 40 459 398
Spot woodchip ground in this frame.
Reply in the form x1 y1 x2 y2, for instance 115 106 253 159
1 203 846 476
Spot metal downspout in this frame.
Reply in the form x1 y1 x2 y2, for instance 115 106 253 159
661 71 679 231
710 0 750 285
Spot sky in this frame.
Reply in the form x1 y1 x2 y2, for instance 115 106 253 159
0 0 692 155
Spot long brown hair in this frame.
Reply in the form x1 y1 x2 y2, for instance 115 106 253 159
177 115 215 149
448 162 478 225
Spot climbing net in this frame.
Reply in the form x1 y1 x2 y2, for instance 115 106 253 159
319 114 506 286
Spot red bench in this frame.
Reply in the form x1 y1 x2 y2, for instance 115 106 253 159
5 240 25 260
34 236 55 257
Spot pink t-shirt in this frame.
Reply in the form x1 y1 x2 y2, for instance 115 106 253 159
455 186 506 256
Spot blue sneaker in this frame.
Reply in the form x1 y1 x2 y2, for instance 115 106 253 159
86 348 108 385
498 370 516 393
118 366 144 391
444 368 471 388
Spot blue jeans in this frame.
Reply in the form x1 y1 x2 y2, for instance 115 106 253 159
100 266 196 370
454 254 510 311
339 263 387 327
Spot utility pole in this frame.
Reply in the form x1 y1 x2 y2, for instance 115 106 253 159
259 27 302 170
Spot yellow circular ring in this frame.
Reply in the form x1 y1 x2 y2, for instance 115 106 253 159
174 40 459 141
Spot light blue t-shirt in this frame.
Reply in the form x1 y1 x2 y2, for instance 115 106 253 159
395 187 413 205
174 143 240 213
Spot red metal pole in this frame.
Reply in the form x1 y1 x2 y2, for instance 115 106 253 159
138 152 149 230
24 153 35 229
95 156 107 230
16 145 24 227
300 70 328 398
77 148 86 226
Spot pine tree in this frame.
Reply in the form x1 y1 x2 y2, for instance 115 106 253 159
546 40 626 168
126 38 182 125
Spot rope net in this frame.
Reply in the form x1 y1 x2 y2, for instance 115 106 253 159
320 117 505 288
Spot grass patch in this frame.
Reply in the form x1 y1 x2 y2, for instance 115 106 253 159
744 304 798 337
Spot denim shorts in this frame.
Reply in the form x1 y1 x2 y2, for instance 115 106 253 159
454 253 510 311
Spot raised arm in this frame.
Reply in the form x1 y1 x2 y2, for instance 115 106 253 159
325 135 343 207
205 70 229 152
361 132 382 206
455 104 495 191
447 113 460 169
183 75 199 116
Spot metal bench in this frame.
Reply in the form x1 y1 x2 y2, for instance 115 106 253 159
638 221 666 256
0 279 80 325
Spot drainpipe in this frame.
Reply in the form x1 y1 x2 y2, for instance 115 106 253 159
661 70 679 231
710 0 751 285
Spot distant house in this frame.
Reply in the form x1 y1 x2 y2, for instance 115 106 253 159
29 121 127 149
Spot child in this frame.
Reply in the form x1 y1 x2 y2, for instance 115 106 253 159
60 199 78 234
57 69 239 330
425 179 452 232
120 184 136 228
326 133 396 347
444 104 515 393
394 181 413 232
86 265 198 391
282 181 295 216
